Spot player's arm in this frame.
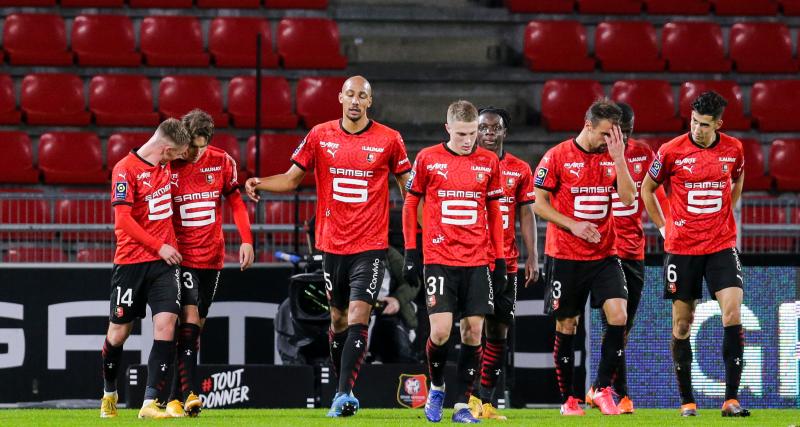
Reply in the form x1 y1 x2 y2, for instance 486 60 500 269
402 191 422 286
226 190 255 270
731 171 744 207
533 188 600 243
519 203 539 286
641 174 666 237
395 171 411 199
607 125 635 206
114 204 181 265
244 164 306 201
487 198 504 260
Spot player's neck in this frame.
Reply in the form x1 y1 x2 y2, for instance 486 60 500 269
341 116 370 134
445 140 474 156
135 142 164 166
574 131 595 153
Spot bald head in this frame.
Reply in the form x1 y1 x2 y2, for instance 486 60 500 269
342 75 372 96
339 75 373 124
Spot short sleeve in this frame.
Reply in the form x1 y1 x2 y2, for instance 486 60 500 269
516 163 536 205
290 132 316 172
533 148 559 192
406 152 427 197
111 163 134 207
222 153 241 195
732 143 745 180
391 133 412 176
486 157 504 200
648 147 671 183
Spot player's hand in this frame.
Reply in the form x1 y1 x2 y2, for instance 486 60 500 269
605 124 625 162
239 242 254 271
524 255 540 287
570 221 601 243
379 296 400 315
492 258 507 295
403 249 421 287
245 177 261 202
158 244 182 266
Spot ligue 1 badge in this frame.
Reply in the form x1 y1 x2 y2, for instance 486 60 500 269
397 374 428 409
206 174 214 184
476 172 485 183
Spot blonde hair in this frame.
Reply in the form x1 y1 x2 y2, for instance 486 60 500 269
447 100 478 124
157 118 191 147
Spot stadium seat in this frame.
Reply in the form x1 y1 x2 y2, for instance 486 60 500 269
61 0 124 6
611 80 682 132
158 76 228 127
71 15 140 67
594 22 664 72
90 75 159 126
782 0 800 15
209 17 279 68
228 76 298 129
200 0 259 6
636 137 672 153
770 139 800 191
265 200 313 225
21 74 91 126
107 133 150 168
678 81 751 130
740 196 792 252
247 134 315 186
505 0 574 12
56 189 114 242
3 14 72 65
540 80 604 132
296 76 347 128
277 18 347 69
0 132 38 183
76 248 116 263
212 133 242 165
739 139 772 191
265 0 328 8
140 16 209 67
0 75 21 125
524 21 595 72
39 132 106 184
130 0 192 7
661 22 730 72
4 247 67 263
751 80 800 132
644 0 710 14
712 0 778 15
730 23 797 73
578 0 641 14
0 0 54 4
0 189 52 241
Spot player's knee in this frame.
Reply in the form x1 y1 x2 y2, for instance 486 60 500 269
484 318 508 340
556 317 579 334
460 327 482 346
106 327 128 346
674 318 693 337
181 307 201 325
721 309 741 327
152 317 177 340
430 324 450 345
607 310 627 327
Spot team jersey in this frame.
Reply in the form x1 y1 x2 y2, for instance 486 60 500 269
408 143 504 267
649 132 744 255
534 139 619 261
612 138 655 261
111 151 177 265
487 151 536 273
292 119 411 255
171 146 241 269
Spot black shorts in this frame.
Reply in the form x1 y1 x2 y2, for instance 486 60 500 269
424 264 494 318
180 267 221 319
488 273 517 325
663 247 743 301
620 259 644 330
543 256 628 318
109 260 181 324
323 250 386 310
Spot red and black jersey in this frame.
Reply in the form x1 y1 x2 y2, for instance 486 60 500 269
408 143 503 267
612 138 655 261
291 119 410 255
171 146 241 270
649 132 744 255
534 139 618 261
111 151 176 264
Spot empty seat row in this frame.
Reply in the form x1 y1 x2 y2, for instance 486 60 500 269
0 0 326 8
507 0 800 16
2 14 346 69
525 21 799 73
0 74 347 129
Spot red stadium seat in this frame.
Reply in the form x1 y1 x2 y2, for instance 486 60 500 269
0 75 21 125
739 139 772 191
0 189 52 241
265 200 313 225
158 76 228 127
56 189 114 242
228 76 298 129
505 0 574 12
712 0 778 15
678 81 750 130
247 134 315 186
140 16 209 67
76 248 116 263
277 18 347 69
636 137 672 153
21 74 91 126
662 22 730 72
740 196 792 252
200 0 259 6
72 15 140 67
645 0 710 14
730 23 797 73
108 133 150 169
0 132 38 183
90 75 158 126
265 0 327 8
611 80 682 132
130 0 192 6
61 0 124 6
5 247 67 263
0 0 54 4
296 76 346 128
3 14 72 65
540 80 604 132
578 0 641 14
524 21 594 72
39 132 106 184
783 0 800 15
212 134 242 165
770 139 800 191
594 22 664 72
209 17 279 68
751 80 800 132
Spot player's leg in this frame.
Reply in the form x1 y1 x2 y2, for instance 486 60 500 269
423 265 457 423
323 253 348 384
101 321 133 418
179 269 218 416
453 314 484 423
167 268 202 417
614 259 643 413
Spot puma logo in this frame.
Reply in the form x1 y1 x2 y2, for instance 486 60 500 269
569 169 580 177
142 181 152 188
682 165 694 174
436 170 448 180
327 149 337 158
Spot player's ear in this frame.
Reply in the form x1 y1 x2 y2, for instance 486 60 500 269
445 123 451 134
714 118 723 131
584 120 593 131
338 92 344 104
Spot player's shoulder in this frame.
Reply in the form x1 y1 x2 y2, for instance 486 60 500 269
502 152 531 170
659 133 691 153
626 138 654 156
417 142 445 158
112 152 141 172
717 132 744 151
307 120 339 138
368 120 402 139
542 139 573 159
474 146 499 161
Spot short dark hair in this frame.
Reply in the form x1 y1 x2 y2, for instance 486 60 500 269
691 91 728 120
181 108 214 144
585 98 622 127
158 118 190 147
617 102 634 126
478 106 511 132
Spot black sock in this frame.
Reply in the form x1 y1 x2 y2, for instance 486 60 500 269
553 331 575 403
144 339 175 401
102 339 123 393
479 338 506 403
723 324 744 401
337 324 369 394
426 338 448 388
594 325 625 389
671 336 695 405
328 328 348 381
176 323 201 402
613 334 629 397
455 343 482 404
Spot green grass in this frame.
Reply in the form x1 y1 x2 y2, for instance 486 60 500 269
1 408 799 426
